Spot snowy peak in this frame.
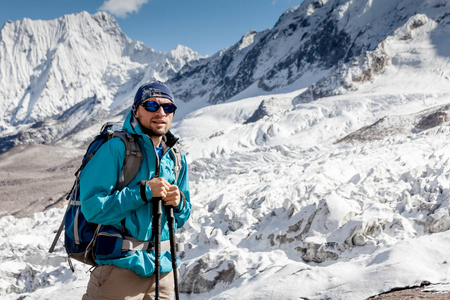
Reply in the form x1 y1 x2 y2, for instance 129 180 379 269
167 45 203 72
1 11 127 62
0 11 201 147
0 11 131 128
237 30 257 51
170 44 198 57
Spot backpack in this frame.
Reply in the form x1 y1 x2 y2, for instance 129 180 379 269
48 122 183 271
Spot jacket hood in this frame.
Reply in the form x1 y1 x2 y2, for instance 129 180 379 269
123 110 142 135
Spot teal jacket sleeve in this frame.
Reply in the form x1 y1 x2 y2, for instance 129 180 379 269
80 138 145 225
173 153 191 228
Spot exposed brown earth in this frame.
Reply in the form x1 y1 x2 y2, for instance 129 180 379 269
0 144 83 218
369 285 450 299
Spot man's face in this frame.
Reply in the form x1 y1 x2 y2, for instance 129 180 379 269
134 97 174 137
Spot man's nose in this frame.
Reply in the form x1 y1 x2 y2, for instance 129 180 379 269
155 106 166 115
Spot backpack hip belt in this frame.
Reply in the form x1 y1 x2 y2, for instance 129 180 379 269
119 236 184 252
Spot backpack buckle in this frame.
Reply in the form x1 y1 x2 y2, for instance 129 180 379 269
146 241 155 252
128 150 143 158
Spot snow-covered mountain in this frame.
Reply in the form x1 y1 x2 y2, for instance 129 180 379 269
2 0 450 299
1 0 449 152
0 11 201 151
169 0 450 104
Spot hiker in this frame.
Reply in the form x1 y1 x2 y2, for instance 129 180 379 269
80 81 191 300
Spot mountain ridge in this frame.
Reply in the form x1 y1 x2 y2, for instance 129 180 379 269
1 0 450 153
169 0 450 105
0 11 201 140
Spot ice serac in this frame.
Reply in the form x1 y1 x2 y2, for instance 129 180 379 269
0 11 201 148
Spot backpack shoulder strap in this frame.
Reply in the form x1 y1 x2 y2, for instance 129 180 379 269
113 131 143 190
49 128 143 257
170 144 182 183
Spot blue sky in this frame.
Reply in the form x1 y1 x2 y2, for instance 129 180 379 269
0 0 302 56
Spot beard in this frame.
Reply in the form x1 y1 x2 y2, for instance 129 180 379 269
141 125 166 137
138 119 168 137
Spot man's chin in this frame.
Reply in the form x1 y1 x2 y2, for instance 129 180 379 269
142 126 167 137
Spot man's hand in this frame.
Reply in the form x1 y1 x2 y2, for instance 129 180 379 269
163 185 180 207
146 178 180 207
146 177 170 198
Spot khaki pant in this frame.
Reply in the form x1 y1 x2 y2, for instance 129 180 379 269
82 265 175 300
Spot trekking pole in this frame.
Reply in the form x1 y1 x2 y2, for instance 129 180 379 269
166 205 180 300
153 196 162 300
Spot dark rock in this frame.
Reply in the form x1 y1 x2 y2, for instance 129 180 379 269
180 259 237 294
244 100 270 124
415 111 449 131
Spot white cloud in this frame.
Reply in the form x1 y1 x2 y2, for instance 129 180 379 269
99 0 149 18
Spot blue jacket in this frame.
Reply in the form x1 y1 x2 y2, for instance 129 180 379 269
80 111 191 277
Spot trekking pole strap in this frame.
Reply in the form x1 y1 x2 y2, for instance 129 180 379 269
49 196 74 253
48 217 65 253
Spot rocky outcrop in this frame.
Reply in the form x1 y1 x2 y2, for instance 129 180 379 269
336 104 450 144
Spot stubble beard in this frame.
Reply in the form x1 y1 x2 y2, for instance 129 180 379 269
142 125 166 137
139 119 168 137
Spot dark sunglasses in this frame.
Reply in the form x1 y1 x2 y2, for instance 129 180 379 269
141 100 177 114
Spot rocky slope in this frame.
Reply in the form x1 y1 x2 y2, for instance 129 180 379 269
169 0 450 105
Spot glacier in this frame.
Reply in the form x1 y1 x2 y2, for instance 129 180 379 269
1 0 450 299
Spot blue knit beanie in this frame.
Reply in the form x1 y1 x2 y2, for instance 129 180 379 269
133 81 175 113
